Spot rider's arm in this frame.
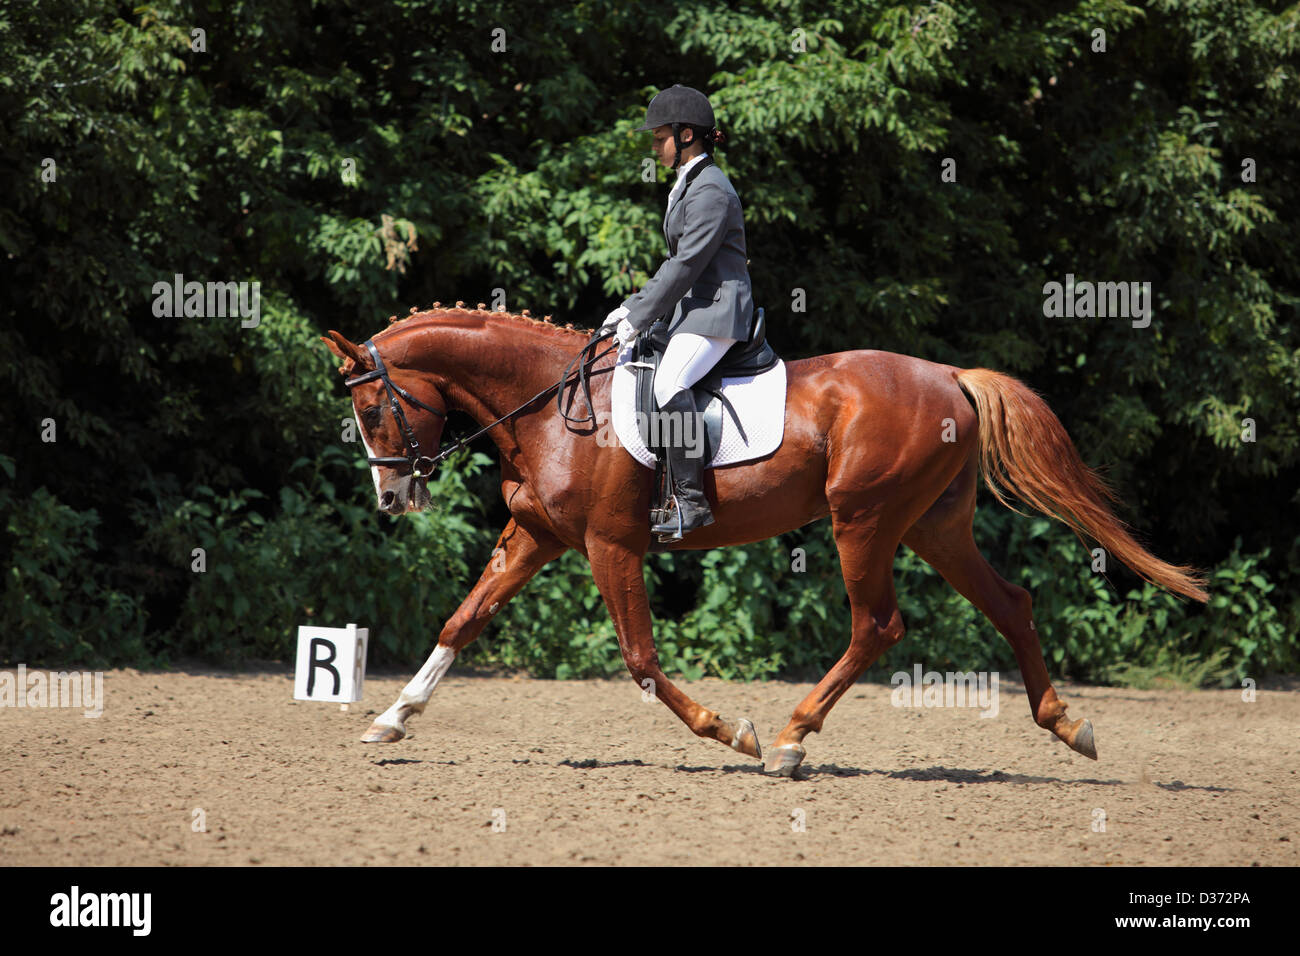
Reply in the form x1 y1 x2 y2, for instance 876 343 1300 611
620 181 732 334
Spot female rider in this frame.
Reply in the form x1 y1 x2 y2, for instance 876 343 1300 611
602 84 754 540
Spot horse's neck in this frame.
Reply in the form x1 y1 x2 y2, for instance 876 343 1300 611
400 317 581 450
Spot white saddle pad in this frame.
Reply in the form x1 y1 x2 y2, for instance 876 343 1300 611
608 343 787 469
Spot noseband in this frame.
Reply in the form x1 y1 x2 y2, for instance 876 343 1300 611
343 331 618 479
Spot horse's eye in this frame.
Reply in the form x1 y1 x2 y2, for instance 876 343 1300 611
361 406 382 428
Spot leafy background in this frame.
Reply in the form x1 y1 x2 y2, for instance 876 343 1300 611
2 0 1296 688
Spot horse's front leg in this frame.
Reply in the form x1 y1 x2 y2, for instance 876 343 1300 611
363 518 565 742
585 535 761 761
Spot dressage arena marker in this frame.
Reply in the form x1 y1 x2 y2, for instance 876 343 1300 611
293 623 369 705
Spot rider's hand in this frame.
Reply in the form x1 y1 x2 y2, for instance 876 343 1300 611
602 305 629 330
615 317 638 349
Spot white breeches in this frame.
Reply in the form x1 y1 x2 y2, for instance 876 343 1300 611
653 331 739 408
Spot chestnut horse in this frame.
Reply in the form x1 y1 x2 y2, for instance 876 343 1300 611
322 304 1207 776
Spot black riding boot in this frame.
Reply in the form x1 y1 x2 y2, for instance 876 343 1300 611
651 390 714 540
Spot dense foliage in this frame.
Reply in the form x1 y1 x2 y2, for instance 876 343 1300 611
2 0 1297 686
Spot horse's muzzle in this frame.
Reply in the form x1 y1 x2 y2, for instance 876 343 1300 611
379 474 432 514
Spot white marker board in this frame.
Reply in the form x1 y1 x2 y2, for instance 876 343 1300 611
293 623 368 703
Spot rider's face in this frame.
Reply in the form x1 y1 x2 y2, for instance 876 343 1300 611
650 124 700 169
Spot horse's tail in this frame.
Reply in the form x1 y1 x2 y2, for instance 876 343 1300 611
956 367 1208 602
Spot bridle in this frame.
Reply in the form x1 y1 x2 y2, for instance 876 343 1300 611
344 340 448 477
343 330 618 479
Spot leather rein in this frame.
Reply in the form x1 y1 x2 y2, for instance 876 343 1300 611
343 329 618 478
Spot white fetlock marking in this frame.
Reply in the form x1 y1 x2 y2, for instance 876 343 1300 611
372 713 404 733
381 644 456 728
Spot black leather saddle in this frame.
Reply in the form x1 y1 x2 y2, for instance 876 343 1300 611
627 308 777 547
630 307 776 464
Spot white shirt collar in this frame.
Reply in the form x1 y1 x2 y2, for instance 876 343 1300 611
667 153 709 208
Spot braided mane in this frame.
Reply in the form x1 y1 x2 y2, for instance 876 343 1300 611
376 300 597 340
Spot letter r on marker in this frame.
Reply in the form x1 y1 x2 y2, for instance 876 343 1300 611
307 638 341 696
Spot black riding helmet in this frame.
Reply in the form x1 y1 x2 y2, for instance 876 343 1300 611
636 85 720 169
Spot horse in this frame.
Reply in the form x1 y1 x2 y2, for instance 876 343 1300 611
321 302 1207 776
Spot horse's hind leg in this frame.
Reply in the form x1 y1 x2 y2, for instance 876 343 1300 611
901 463 1097 759
362 518 565 742
766 507 906 776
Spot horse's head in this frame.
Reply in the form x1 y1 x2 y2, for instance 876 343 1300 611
321 330 447 515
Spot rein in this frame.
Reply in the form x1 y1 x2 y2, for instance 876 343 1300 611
556 327 619 428
344 327 618 478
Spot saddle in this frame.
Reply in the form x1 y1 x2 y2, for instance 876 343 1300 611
628 308 777 547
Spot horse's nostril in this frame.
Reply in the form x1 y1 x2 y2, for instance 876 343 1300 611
379 491 396 509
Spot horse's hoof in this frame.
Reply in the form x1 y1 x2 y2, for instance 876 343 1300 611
1070 719 1097 760
763 743 805 777
730 718 762 760
361 722 405 743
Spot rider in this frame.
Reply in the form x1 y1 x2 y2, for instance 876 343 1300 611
602 84 754 539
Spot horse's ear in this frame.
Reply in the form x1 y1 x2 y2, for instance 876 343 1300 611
321 331 369 376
